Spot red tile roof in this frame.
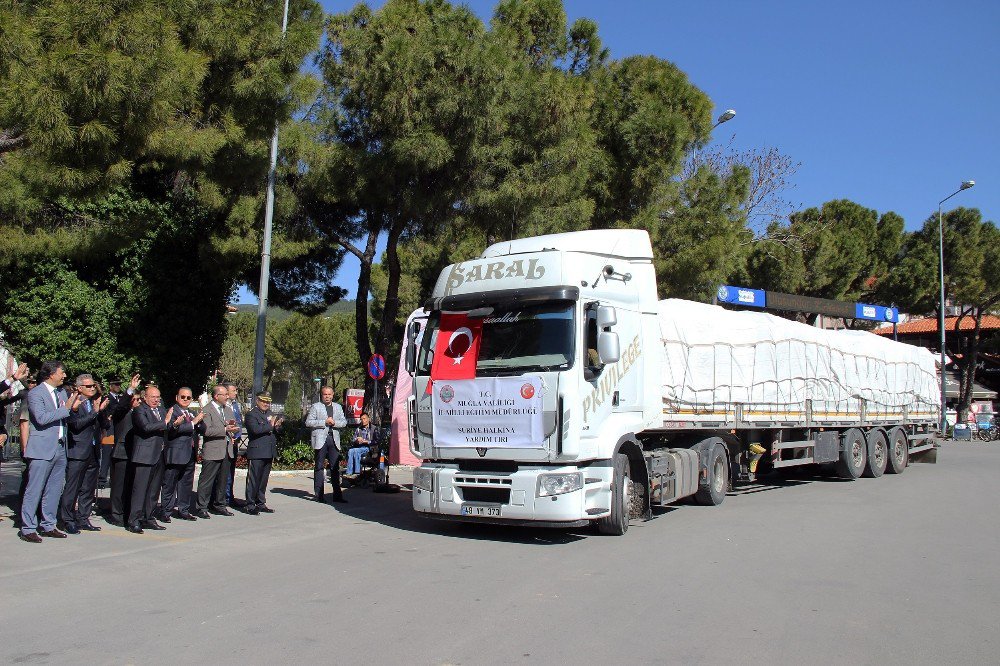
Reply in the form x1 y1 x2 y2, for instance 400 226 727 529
874 315 1000 335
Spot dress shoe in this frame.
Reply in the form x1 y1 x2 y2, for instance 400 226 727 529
331 497 348 504
313 495 325 503
106 517 125 527
79 522 102 532
258 505 275 513
64 524 81 535
39 528 68 538
194 509 211 519
19 532 43 543
174 512 197 521
244 506 259 515
157 514 172 524
126 523 144 534
209 507 233 517
142 520 166 531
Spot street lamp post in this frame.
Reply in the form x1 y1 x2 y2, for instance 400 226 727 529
713 109 736 129
937 180 975 433
252 0 291 394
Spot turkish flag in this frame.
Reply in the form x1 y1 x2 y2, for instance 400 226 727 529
430 313 482 382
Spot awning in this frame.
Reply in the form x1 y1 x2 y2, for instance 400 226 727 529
943 371 998 400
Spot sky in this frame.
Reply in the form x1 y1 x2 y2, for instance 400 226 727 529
238 0 998 303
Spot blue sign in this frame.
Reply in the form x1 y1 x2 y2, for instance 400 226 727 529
855 303 898 323
716 285 766 308
367 354 387 380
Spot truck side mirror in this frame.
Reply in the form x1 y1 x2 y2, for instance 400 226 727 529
597 331 620 364
597 305 617 328
405 320 422 374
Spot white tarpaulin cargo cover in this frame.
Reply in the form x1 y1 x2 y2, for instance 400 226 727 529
658 299 939 425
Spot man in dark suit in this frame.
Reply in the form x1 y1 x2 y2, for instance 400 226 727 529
195 385 238 519
108 374 141 527
97 378 124 489
159 387 204 521
60 374 108 534
243 391 283 515
20 360 80 543
127 384 177 533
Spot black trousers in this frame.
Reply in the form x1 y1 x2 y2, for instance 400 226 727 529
245 458 272 508
313 442 342 499
128 460 162 525
60 451 99 526
110 456 132 523
160 459 196 516
98 443 113 484
197 457 232 511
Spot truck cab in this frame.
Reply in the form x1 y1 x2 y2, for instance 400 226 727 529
407 230 663 529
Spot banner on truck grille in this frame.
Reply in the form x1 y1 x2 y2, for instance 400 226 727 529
431 376 544 448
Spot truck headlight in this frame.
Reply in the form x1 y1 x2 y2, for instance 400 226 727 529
536 472 583 497
413 467 434 492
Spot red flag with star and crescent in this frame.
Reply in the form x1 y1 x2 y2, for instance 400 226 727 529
429 313 482 386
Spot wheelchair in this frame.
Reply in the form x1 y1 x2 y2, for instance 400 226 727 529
347 425 391 489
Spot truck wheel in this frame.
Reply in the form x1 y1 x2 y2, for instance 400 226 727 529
835 430 866 480
596 453 631 536
694 443 728 506
862 431 888 478
885 429 908 474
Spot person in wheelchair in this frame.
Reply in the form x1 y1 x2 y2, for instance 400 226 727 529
344 412 376 478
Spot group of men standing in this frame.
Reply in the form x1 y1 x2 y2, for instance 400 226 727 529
10 360 284 542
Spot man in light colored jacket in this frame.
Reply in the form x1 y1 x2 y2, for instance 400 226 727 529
305 386 346 503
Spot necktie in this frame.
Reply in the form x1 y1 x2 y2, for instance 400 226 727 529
84 399 91 414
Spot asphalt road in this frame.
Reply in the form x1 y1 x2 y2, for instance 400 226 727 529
1 441 997 665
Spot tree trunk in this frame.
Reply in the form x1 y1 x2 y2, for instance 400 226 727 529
354 228 380 370
376 218 407 358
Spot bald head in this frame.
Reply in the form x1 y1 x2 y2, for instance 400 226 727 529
320 387 334 405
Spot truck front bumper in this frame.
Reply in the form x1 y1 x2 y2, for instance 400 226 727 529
412 464 614 525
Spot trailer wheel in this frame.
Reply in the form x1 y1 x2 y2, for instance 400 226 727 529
885 429 908 474
836 430 867 479
694 443 728 506
596 453 631 536
862 431 888 478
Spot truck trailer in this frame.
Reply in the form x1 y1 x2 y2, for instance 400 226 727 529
405 230 939 534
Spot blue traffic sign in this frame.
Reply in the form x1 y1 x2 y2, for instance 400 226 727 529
716 285 766 308
367 354 387 380
855 302 898 323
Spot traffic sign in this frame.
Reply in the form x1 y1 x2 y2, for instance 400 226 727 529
367 354 386 380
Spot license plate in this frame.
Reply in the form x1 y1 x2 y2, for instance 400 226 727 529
461 504 502 517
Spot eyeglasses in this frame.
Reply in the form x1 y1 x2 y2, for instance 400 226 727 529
79 384 97 388
178 395 193 400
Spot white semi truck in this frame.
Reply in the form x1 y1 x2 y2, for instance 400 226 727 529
405 230 939 534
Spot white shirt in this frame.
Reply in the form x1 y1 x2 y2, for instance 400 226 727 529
44 382 65 441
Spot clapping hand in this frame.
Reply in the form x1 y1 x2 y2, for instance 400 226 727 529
8 362 29 382
66 392 81 411
192 412 205 424
164 406 175 424
129 374 141 391
97 397 109 412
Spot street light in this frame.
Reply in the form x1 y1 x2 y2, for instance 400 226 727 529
713 109 736 129
937 179 975 433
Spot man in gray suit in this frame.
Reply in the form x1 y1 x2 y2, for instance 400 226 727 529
195 385 238 518
20 360 81 543
305 386 347 503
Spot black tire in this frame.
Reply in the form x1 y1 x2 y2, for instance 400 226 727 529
862 431 888 478
694 443 728 505
885 429 908 474
596 453 631 536
835 430 867 480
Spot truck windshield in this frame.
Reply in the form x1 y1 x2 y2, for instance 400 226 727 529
418 302 575 375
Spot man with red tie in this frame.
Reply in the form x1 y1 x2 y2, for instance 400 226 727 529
158 387 204 521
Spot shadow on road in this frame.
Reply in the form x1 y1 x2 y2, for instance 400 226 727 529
270 483 588 545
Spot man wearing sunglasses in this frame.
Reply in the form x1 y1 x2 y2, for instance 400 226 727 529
60 374 109 534
159 387 205 521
